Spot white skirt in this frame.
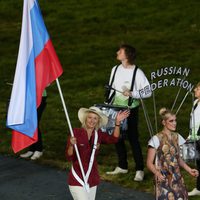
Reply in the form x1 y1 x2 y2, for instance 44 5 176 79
69 185 97 200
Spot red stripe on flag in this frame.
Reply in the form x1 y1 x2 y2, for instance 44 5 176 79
12 130 38 153
35 39 63 107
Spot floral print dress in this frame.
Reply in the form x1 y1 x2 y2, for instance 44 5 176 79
149 132 188 200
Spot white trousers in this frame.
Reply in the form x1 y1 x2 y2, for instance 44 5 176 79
69 185 97 200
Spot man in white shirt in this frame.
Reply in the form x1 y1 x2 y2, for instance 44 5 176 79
188 82 200 196
105 44 152 181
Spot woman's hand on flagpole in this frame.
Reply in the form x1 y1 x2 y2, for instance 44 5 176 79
67 137 77 156
70 137 77 146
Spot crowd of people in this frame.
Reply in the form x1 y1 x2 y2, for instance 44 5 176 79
65 45 200 200
18 44 200 200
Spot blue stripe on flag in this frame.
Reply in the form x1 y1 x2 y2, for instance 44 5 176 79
30 0 49 58
7 49 37 137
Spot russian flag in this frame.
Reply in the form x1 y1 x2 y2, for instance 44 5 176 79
7 0 63 153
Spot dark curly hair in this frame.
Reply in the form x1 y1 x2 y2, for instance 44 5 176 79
119 44 136 65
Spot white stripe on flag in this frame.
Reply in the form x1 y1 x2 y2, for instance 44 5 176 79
7 0 35 126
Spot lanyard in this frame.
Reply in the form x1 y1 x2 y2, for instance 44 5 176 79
72 130 98 192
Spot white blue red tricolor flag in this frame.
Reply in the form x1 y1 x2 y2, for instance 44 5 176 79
6 0 63 153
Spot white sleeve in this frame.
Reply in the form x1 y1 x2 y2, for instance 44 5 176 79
148 135 160 149
178 134 186 146
131 68 152 99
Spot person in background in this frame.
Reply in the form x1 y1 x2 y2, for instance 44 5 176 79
147 107 199 200
66 106 129 200
105 44 152 181
188 82 200 196
20 90 47 160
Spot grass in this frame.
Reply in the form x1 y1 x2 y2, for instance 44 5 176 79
0 0 200 199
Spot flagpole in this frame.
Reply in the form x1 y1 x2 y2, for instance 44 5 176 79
55 78 89 192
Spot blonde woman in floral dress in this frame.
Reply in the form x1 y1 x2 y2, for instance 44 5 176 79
147 108 199 200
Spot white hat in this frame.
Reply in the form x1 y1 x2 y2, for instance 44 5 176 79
78 106 108 127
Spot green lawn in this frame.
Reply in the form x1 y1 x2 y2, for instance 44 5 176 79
0 0 200 199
